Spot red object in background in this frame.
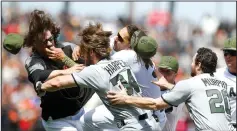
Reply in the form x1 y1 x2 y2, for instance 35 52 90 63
147 11 171 27
176 120 188 131
8 110 18 123
2 23 20 34
19 119 31 131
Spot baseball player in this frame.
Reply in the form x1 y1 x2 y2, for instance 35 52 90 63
24 10 94 131
107 47 235 131
79 25 166 131
215 36 236 128
37 23 160 131
157 56 186 131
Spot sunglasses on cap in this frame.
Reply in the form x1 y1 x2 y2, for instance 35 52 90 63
224 50 236 57
43 35 54 45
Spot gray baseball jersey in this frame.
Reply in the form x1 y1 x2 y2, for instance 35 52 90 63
72 59 151 122
111 50 167 126
215 67 236 125
162 73 234 131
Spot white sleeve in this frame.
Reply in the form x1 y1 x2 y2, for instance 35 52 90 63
162 80 192 107
71 66 102 90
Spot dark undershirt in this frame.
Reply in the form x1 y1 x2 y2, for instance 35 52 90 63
228 69 236 76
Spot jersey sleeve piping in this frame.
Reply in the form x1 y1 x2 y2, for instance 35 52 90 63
71 74 80 88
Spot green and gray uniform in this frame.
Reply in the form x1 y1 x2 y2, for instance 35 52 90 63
72 59 159 131
162 73 235 131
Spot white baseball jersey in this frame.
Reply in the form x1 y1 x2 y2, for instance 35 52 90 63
161 90 186 131
215 67 236 125
112 50 167 127
72 59 151 122
162 73 235 131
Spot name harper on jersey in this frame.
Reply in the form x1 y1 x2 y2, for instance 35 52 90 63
103 60 126 75
201 78 227 90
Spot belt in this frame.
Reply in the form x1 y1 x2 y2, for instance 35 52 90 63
152 114 159 122
117 113 148 128
233 124 236 128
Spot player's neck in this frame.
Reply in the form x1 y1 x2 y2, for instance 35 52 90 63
228 68 236 76
196 70 203 76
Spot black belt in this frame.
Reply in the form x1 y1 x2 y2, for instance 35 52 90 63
117 113 148 128
152 114 159 122
233 124 236 128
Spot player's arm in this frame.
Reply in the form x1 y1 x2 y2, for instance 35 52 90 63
107 92 169 110
108 80 191 109
40 74 77 92
25 57 83 89
40 66 97 92
28 64 83 83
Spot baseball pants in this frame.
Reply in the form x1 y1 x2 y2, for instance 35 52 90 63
80 105 163 131
42 108 85 131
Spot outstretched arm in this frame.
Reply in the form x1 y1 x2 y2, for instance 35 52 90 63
40 74 77 92
107 91 169 110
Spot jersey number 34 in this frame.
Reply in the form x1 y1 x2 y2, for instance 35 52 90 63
110 69 141 95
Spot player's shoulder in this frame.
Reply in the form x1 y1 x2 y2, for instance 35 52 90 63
111 50 136 61
25 53 44 66
215 67 226 75
179 75 205 86
176 78 189 85
113 50 136 57
174 78 191 89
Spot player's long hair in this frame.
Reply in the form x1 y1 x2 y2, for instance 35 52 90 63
195 47 218 76
23 9 60 51
78 23 112 60
126 25 153 67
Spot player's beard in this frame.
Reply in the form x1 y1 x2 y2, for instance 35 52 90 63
190 70 196 77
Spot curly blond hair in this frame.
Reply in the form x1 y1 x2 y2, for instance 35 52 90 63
78 23 112 59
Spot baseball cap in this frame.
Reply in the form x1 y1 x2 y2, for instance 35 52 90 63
222 36 236 51
158 56 179 73
3 33 24 54
131 32 158 59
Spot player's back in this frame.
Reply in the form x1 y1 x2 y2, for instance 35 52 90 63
80 59 151 122
186 73 234 131
111 50 166 123
111 50 161 98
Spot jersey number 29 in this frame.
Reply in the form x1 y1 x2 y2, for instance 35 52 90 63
206 89 230 115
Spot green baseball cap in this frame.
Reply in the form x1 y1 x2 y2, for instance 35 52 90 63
222 36 236 51
158 56 179 73
134 36 158 59
3 33 24 54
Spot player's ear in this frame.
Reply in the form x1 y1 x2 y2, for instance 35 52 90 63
89 49 94 57
197 62 201 71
